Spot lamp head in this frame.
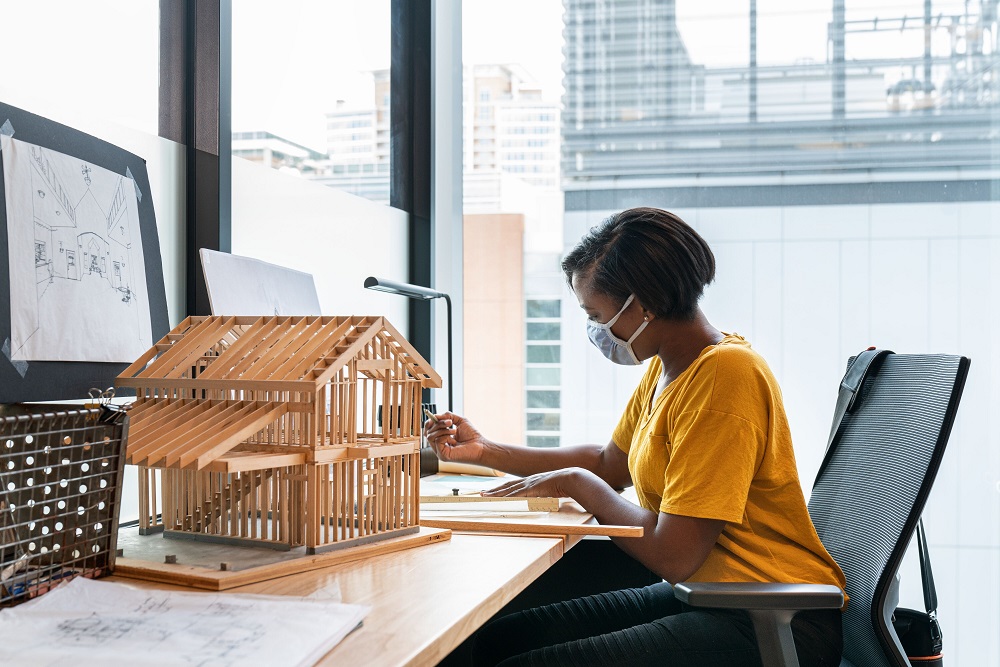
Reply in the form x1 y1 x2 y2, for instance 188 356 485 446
364 277 446 301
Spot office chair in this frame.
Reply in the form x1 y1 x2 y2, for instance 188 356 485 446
675 351 970 667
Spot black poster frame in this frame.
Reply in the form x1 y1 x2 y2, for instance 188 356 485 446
0 102 169 402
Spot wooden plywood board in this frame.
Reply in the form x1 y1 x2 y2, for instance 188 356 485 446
419 495 561 512
419 500 642 538
419 518 642 538
115 526 451 591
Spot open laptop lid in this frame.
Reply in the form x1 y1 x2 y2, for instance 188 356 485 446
199 248 321 316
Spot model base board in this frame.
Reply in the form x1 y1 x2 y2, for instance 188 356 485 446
115 525 451 590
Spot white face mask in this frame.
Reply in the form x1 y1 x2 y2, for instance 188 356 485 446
586 294 649 365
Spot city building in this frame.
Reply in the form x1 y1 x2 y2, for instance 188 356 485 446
462 212 525 445
230 131 327 176
317 65 561 199
562 0 999 181
465 64 561 189
317 69 392 203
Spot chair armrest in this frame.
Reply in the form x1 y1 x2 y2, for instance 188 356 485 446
676 583 844 667
674 582 844 611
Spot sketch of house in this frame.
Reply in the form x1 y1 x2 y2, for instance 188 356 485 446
117 315 441 554
30 146 136 305
3 134 150 363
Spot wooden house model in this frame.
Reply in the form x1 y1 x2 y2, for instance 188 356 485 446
116 315 440 554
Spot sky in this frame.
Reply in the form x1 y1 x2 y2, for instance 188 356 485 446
0 1 982 149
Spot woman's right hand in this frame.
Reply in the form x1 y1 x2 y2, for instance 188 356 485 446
423 411 488 463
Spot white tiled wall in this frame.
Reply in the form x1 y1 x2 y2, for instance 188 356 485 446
564 202 1000 664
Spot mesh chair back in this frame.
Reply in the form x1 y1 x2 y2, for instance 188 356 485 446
807 353 969 667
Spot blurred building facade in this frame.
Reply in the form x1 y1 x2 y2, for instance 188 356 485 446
559 2 1000 662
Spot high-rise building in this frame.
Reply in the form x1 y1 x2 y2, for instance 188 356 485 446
465 64 561 189
315 70 391 203
325 69 390 167
324 106 380 165
318 65 560 202
562 0 999 183
562 0 704 180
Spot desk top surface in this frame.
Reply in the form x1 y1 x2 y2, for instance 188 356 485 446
109 532 567 667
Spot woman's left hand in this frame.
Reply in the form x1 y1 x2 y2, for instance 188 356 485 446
481 467 589 499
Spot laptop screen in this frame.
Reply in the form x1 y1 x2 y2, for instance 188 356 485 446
199 248 322 316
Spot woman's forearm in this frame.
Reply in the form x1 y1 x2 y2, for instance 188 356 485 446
478 440 606 478
561 469 721 583
479 466 704 581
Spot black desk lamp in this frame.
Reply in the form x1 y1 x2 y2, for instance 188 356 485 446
363 277 453 411
364 277 453 477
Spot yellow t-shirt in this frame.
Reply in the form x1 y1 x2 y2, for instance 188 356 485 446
612 333 846 590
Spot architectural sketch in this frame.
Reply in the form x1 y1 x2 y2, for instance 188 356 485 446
2 135 152 363
0 577 369 667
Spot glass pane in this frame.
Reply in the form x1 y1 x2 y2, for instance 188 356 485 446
526 368 561 386
527 435 561 448
526 413 560 431
526 322 560 340
527 299 561 318
468 2 1000 652
526 345 560 364
527 391 560 409
463 0 565 449
0 2 159 134
232 0 391 204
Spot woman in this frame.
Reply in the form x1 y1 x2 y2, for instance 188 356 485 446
425 207 844 666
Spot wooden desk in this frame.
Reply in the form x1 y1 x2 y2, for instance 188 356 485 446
109 533 568 667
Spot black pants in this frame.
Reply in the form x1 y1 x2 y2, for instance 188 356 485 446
471 582 843 667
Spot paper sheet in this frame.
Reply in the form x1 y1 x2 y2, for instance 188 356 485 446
1 135 152 362
423 475 512 494
437 461 503 476
0 577 369 667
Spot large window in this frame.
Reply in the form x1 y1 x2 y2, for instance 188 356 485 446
231 0 391 204
463 1 1000 660
0 2 159 134
227 1 407 331
463 0 565 448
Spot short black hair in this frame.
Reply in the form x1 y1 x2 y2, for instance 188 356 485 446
561 207 715 320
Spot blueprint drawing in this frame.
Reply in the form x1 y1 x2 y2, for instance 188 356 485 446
2 135 152 362
0 577 368 667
